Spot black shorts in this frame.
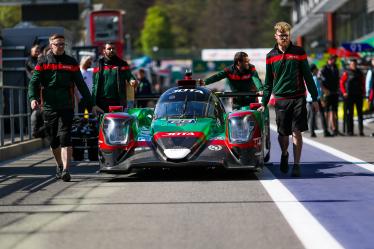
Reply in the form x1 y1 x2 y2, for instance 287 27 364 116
275 97 308 136
324 94 339 112
43 109 74 149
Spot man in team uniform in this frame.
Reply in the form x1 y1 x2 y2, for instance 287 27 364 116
200 52 263 110
28 34 102 182
92 42 138 113
257 22 319 177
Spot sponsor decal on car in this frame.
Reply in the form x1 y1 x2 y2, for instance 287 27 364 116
165 132 195 136
168 119 196 125
172 89 204 94
210 136 224 140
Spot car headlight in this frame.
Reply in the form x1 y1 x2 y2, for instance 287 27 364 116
103 118 131 145
228 115 255 143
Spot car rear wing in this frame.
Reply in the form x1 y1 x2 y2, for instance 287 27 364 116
214 92 260 98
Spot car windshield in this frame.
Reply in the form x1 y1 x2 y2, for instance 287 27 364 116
155 100 214 119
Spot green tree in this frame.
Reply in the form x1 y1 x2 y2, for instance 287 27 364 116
258 0 291 47
140 5 174 56
159 0 206 49
0 6 21 29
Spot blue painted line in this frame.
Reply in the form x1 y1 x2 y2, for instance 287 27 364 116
267 131 374 249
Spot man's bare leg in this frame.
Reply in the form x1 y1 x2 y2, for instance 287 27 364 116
278 135 290 173
291 131 303 177
292 131 303 165
61 146 72 170
278 135 289 155
60 146 72 181
51 147 63 166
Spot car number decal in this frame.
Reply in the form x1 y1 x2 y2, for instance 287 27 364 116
208 145 222 151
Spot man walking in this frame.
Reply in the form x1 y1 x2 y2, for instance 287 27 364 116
258 22 319 177
92 42 138 113
200 52 263 110
28 34 102 182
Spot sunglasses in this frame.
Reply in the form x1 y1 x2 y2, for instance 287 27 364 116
52 43 65 47
276 34 289 39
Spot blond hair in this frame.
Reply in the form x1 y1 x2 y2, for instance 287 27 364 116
274 22 292 33
49 33 65 43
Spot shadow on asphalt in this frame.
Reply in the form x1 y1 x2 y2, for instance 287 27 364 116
1 159 374 200
267 161 374 179
109 167 259 182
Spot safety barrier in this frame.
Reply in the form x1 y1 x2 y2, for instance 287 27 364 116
0 85 32 147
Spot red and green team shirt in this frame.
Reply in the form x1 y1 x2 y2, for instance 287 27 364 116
205 64 263 92
28 52 93 111
91 57 136 105
262 43 318 106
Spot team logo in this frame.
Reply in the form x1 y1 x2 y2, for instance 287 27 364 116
208 145 222 151
165 132 195 136
172 89 204 94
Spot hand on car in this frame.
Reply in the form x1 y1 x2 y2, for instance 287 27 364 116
31 100 39 110
129 80 138 88
257 104 265 112
198 79 205 86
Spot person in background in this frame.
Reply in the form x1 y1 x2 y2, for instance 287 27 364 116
307 64 328 137
136 68 152 107
365 57 374 98
257 21 319 177
28 34 102 182
25 44 41 80
92 42 138 113
75 56 93 113
200 52 263 110
319 55 340 136
340 59 365 136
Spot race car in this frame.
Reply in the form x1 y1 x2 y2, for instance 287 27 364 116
98 78 270 173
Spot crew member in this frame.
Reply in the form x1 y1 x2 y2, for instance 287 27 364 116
200 52 263 110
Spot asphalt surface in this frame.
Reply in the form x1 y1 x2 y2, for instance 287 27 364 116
0 149 303 249
0 108 373 249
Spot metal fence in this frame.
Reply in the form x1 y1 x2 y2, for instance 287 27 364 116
0 85 32 147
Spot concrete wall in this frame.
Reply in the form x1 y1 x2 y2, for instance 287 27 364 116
0 138 48 162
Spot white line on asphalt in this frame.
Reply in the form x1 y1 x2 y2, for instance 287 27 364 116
257 168 344 249
270 123 374 171
254 124 345 249
302 135 374 172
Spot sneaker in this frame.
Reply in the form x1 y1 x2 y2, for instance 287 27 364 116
291 164 301 177
359 132 365 137
280 153 289 174
333 130 344 136
310 133 317 138
324 131 333 137
56 165 63 179
61 170 71 182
